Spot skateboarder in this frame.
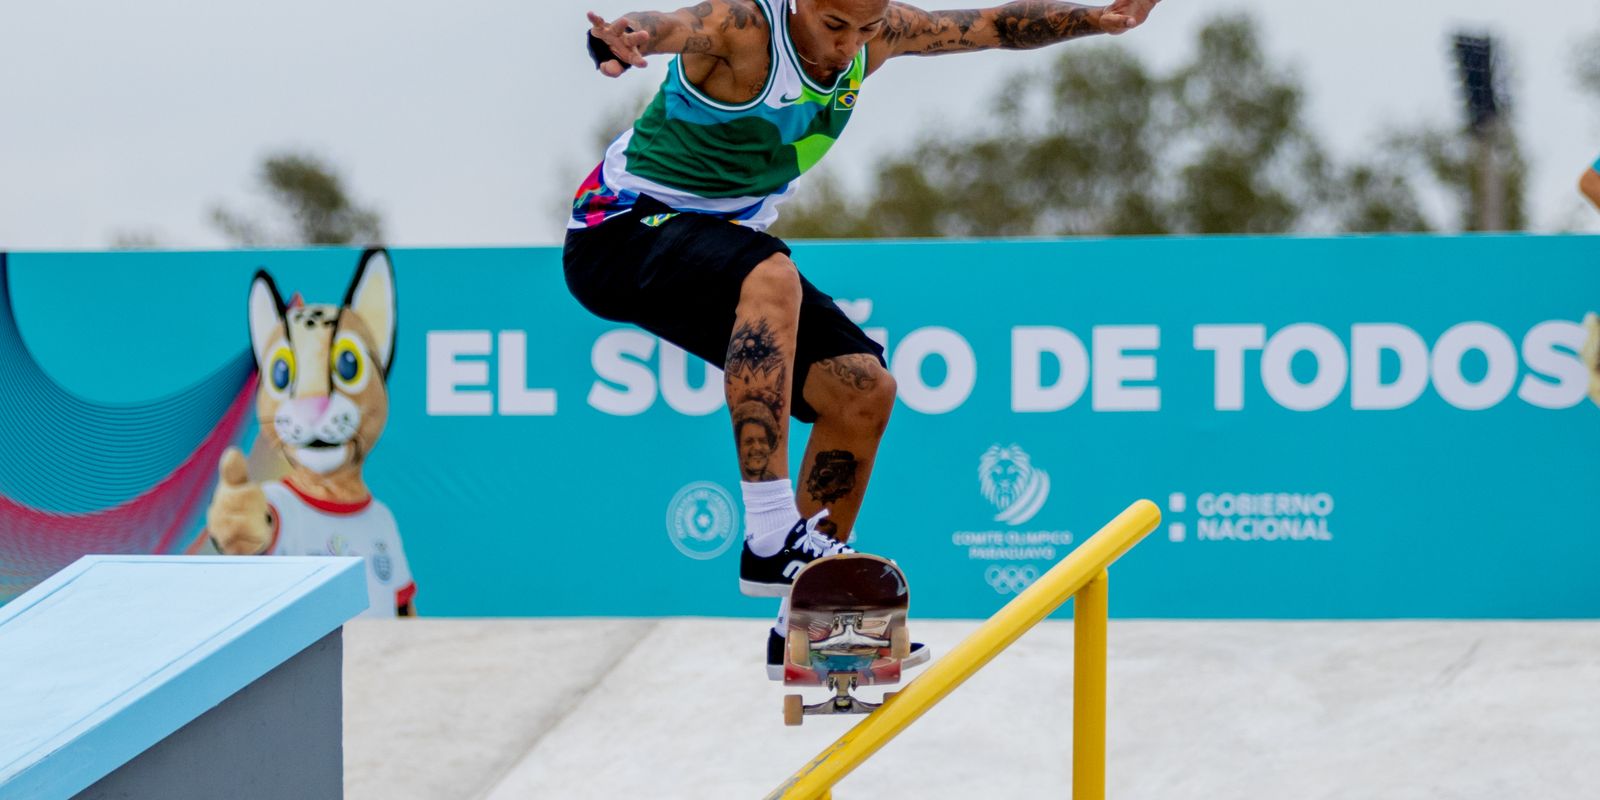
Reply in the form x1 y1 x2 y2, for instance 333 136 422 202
563 0 1161 677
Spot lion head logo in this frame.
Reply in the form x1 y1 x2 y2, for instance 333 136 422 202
978 444 1051 526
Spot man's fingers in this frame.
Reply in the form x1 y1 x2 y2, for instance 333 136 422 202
588 11 649 72
1102 12 1138 33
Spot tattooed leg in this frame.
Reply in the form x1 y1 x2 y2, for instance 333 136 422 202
795 354 897 540
728 256 802 482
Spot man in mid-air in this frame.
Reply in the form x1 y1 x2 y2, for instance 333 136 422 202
564 0 1160 677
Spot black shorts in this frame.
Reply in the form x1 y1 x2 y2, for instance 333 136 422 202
563 195 885 423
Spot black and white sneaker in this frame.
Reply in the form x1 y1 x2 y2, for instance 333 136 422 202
764 629 931 681
739 510 854 597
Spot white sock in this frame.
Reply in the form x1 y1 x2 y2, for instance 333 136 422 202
773 597 789 637
742 479 797 557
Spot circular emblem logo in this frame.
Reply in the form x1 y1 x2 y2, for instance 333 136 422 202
666 482 739 560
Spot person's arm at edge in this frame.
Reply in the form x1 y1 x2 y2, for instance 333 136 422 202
865 0 1159 73
1580 162 1600 212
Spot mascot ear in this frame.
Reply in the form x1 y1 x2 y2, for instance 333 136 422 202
344 248 396 377
248 270 286 367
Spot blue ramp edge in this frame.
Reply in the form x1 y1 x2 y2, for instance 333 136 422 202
0 556 368 798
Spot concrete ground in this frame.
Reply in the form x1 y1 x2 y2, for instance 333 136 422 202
343 619 1600 800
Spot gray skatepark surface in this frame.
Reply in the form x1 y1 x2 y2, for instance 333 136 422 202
343 618 1600 799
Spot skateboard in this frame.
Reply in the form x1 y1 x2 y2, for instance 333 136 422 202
781 553 911 727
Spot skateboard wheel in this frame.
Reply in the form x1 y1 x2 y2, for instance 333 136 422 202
784 694 805 726
788 630 811 668
890 626 911 660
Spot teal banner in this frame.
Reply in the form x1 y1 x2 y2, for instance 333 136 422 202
2 236 1596 618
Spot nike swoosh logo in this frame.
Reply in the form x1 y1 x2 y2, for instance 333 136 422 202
778 92 802 104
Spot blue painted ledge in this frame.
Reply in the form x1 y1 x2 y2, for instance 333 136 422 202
0 556 367 798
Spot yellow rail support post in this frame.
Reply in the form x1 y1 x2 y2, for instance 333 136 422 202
1074 570 1109 800
766 500 1160 800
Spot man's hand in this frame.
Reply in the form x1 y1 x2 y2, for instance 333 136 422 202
1097 0 1158 35
589 11 653 77
587 4 742 77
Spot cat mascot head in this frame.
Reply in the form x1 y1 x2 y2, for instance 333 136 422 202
247 249 396 479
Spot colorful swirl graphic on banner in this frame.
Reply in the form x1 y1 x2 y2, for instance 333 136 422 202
0 253 256 603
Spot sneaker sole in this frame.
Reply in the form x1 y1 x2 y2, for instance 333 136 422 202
740 578 793 598
902 644 932 671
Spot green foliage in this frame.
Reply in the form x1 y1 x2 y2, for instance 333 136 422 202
1575 27 1600 103
775 14 1481 239
211 151 383 246
1384 125 1528 232
1329 160 1434 235
107 229 165 251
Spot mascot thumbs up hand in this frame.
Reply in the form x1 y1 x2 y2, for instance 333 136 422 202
206 446 274 555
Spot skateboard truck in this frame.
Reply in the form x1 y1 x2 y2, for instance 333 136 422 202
813 613 890 654
784 672 897 726
781 554 912 727
784 614 905 726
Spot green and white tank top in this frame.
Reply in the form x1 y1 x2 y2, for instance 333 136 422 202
570 0 866 232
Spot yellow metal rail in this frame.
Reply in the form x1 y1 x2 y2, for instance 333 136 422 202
766 499 1161 800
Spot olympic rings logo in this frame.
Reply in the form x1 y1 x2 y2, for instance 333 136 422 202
984 565 1039 595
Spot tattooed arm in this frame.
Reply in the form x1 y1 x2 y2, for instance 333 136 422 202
587 0 758 77
867 0 1159 72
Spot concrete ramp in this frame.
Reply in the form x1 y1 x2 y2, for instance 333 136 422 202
0 555 367 799
343 618 1600 799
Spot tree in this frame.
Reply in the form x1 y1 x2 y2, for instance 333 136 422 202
1382 124 1528 233
780 37 1172 238
776 14 1433 239
107 229 166 250
211 151 383 246
1328 157 1434 235
1575 26 1600 105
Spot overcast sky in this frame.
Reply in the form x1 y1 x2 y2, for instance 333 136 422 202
2 0 1598 250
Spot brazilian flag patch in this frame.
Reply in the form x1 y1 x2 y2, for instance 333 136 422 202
835 91 858 111
641 213 679 228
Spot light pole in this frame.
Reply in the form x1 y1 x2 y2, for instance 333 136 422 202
1452 33 1507 232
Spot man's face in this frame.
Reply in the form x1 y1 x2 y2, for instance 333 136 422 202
739 421 772 471
791 0 889 76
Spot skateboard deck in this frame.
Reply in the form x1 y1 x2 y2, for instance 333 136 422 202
781 553 910 726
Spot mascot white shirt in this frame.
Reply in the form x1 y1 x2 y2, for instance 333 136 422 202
263 478 414 618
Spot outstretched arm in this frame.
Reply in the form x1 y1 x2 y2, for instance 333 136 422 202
868 0 1158 70
587 1 749 78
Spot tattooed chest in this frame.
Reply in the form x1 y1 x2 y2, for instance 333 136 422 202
682 51 773 105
